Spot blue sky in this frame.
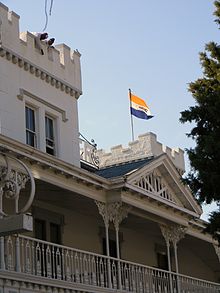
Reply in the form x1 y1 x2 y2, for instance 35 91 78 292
1 0 219 219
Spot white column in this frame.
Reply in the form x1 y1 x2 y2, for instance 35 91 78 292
173 239 180 293
160 225 173 293
105 221 110 258
115 225 122 291
160 224 186 293
170 226 186 275
95 201 112 289
166 239 172 272
109 202 130 291
0 236 5 270
109 202 130 258
115 225 120 259
173 241 179 274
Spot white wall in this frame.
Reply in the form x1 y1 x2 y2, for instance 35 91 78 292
0 3 82 166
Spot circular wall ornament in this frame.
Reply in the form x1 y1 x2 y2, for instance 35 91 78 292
0 152 35 217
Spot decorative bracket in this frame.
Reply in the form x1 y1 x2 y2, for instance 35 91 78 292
108 202 130 231
95 201 110 228
95 201 131 229
160 224 187 246
0 152 35 217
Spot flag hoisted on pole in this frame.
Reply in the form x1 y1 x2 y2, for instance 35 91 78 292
129 89 153 141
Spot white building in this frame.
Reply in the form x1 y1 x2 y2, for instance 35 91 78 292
0 3 219 293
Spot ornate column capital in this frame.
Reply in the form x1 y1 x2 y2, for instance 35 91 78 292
108 202 131 231
95 201 131 229
95 201 110 227
160 224 187 246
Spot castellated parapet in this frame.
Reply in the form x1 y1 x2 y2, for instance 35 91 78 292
0 3 82 96
0 3 82 167
97 132 185 174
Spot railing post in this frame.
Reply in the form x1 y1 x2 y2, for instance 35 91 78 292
15 235 21 272
0 236 5 270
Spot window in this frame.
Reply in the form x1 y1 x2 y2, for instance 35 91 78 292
33 207 63 245
25 106 36 147
34 219 61 244
50 223 61 244
45 115 55 155
35 219 46 241
157 252 168 270
103 238 117 258
155 244 169 270
34 216 62 278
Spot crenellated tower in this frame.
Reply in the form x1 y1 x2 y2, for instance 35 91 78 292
0 3 82 166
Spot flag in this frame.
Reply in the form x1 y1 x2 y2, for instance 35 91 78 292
130 93 153 120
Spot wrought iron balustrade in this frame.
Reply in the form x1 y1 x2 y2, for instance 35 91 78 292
0 235 220 293
79 134 99 168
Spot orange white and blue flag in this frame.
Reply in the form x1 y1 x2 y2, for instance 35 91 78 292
130 93 153 120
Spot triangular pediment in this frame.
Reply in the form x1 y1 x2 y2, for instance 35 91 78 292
125 154 202 215
132 169 180 205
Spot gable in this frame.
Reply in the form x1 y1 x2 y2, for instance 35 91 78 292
125 154 202 215
132 169 181 205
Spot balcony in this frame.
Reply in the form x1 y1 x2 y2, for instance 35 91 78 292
0 235 219 293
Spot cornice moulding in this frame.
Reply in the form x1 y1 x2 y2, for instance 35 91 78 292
0 134 109 189
0 45 82 98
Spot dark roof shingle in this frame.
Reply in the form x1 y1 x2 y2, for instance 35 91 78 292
96 157 154 179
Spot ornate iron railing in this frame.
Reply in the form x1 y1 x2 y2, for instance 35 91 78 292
79 134 99 168
0 235 220 293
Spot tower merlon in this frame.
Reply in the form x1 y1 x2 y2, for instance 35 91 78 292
0 3 20 47
55 43 72 66
0 4 82 95
97 132 185 174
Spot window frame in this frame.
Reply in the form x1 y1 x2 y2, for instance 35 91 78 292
33 207 64 244
25 105 37 147
155 244 169 270
45 114 56 156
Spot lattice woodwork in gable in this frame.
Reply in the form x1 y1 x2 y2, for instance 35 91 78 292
132 170 177 204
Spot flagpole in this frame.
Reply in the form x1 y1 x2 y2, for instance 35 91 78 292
129 88 135 141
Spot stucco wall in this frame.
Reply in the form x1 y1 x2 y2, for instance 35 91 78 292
121 227 157 267
63 208 103 253
178 243 217 282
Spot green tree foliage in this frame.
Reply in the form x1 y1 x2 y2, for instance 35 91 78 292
180 1 220 243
